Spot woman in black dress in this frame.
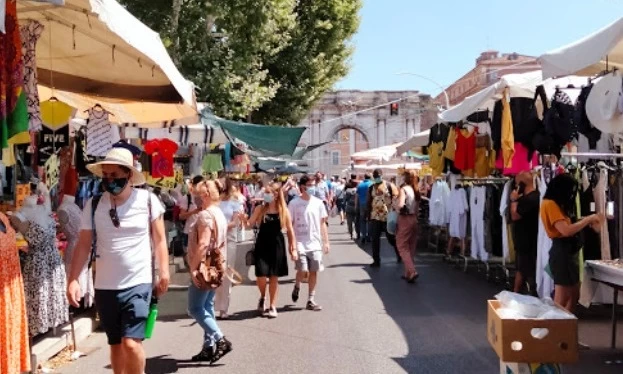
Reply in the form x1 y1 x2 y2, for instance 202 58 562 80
244 182 296 318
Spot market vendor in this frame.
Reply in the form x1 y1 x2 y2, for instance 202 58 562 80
540 174 603 313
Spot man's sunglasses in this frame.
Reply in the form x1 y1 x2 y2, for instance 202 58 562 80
109 207 120 228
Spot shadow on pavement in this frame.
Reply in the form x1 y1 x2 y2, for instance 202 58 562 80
227 305 304 321
144 355 222 373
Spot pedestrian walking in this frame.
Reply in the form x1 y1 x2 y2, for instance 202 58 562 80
395 170 421 283
344 175 359 239
367 169 400 267
178 175 205 267
243 182 297 318
289 175 330 311
356 174 373 243
334 178 346 224
187 180 233 363
66 148 170 374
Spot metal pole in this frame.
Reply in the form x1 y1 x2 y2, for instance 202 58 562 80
611 287 618 349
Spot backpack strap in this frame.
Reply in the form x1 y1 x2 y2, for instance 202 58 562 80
88 194 102 270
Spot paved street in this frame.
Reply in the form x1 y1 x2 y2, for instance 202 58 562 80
58 220 623 374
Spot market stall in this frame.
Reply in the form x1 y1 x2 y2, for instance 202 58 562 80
396 129 430 155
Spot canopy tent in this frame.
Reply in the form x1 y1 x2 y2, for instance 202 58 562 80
350 143 400 162
396 129 430 155
540 16 623 79
122 122 228 144
38 85 198 126
438 71 588 122
17 0 195 105
354 162 422 171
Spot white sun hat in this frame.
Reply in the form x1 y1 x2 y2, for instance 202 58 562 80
586 72 623 134
86 148 145 186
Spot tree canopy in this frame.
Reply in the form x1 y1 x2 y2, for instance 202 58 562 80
120 0 361 124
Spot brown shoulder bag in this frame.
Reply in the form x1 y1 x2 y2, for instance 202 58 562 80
195 211 226 290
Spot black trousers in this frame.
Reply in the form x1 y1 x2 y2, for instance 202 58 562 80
370 219 400 264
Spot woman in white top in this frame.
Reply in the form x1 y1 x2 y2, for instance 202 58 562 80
394 170 421 283
215 179 245 319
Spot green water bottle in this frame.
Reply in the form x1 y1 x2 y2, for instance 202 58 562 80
144 296 158 339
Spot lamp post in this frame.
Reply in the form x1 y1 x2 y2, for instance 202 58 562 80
395 72 450 109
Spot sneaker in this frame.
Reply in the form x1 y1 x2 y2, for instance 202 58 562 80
257 298 265 313
267 306 278 318
306 300 322 311
292 286 300 303
191 346 214 362
211 337 233 364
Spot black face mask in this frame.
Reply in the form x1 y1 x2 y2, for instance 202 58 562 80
103 177 129 196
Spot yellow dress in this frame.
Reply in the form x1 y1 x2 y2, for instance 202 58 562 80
0 213 31 374
428 142 445 177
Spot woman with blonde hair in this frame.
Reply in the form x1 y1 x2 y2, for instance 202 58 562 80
243 182 296 318
187 180 233 363
394 170 421 283
215 178 245 319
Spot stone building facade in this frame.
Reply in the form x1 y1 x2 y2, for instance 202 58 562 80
298 90 436 177
435 51 541 107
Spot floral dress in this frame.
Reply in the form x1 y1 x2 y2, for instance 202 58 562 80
23 216 69 336
0 213 30 373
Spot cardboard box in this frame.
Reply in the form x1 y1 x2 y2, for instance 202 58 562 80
500 360 563 374
487 300 578 363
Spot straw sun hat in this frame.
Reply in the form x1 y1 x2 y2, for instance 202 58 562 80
586 73 623 134
86 148 146 186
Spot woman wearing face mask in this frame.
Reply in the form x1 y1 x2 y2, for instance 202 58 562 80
540 174 603 313
241 182 296 318
214 178 244 319
187 180 233 363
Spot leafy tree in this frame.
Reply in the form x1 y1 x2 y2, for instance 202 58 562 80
120 0 360 124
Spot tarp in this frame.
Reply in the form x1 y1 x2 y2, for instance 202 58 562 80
354 162 422 171
540 17 623 79
18 0 195 105
214 117 306 157
439 71 588 122
396 129 430 154
291 141 331 160
38 85 198 126
350 143 400 162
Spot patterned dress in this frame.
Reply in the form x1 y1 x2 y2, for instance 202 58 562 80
23 216 69 336
20 19 44 132
0 213 30 373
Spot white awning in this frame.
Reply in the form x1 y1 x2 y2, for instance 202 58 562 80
354 163 421 171
396 129 430 155
540 17 623 79
438 71 588 122
350 143 400 162
18 0 196 106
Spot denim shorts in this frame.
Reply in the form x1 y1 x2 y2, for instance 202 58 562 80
295 251 324 272
95 283 152 345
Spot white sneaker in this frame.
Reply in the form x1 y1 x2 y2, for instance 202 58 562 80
267 307 278 318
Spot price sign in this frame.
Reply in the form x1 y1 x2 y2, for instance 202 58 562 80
143 167 184 189
44 154 60 190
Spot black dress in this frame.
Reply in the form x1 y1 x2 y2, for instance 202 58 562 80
254 214 288 277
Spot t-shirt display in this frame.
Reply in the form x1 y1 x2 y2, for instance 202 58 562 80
38 100 75 165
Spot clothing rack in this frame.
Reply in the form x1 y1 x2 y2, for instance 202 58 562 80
561 152 623 158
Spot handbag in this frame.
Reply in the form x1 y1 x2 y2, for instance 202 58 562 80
195 211 226 290
245 249 255 267
387 211 398 235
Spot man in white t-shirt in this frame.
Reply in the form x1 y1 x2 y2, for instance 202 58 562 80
288 174 330 311
66 148 169 374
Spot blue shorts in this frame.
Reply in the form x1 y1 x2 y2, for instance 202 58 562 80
95 283 152 345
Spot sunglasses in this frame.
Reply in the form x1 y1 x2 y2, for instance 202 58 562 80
109 207 120 228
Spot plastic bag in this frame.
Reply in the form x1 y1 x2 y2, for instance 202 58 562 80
387 211 398 235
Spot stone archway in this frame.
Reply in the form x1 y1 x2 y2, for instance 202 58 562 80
325 123 370 144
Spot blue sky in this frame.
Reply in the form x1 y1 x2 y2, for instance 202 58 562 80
337 0 623 97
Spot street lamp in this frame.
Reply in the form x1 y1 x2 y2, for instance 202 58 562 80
395 72 450 109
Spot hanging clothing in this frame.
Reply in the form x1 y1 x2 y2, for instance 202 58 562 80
429 180 450 226
428 142 445 177
470 186 487 261
428 123 450 147
86 108 119 157
580 172 601 261
448 188 468 239
501 89 515 168
38 100 75 165
1 1 29 166
496 142 539 176
595 168 611 260
202 153 224 173
500 181 513 261
484 184 504 257
536 170 554 298
0 213 31 373
454 128 476 172
442 127 457 161
20 20 45 132
22 217 69 335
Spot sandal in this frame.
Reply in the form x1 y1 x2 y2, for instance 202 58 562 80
211 337 233 364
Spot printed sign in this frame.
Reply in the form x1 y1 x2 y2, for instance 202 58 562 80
143 167 184 189
15 184 31 210
44 154 60 190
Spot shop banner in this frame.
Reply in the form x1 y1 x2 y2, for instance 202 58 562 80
44 153 60 190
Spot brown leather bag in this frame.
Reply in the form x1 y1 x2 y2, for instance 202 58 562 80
195 211 226 290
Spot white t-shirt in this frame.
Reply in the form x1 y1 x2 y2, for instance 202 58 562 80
81 189 165 290
179 194 198 234
219 199 243 223
288 196 328 253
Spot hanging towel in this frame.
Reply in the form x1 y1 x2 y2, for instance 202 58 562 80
202 153 223 173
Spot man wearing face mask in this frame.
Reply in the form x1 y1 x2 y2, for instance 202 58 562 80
66 148 169 374
510 171 540 294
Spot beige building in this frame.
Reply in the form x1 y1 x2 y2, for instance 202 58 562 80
298 90 437 177
435 51 541 107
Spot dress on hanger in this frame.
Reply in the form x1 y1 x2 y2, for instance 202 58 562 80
23 216 69 335
536 170 554 299
595 168 610 260
0 213 31 373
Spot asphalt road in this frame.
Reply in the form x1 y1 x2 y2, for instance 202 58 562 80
57 220 623 374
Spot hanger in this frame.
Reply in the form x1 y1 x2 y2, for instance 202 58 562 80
47 96 59 102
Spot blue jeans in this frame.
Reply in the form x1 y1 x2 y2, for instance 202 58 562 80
188 283 223 348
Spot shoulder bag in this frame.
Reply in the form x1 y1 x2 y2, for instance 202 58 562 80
195 210 226 290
